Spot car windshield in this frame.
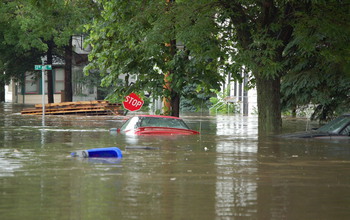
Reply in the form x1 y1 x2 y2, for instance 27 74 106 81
140 117 190 129
317 116 350 134
120 117 140 131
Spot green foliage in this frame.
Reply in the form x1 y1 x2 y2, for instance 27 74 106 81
0 0 97 82
209 97 237 115
0 47 43 83
84 0 225 106
209 89 237 114
0 0 347 131
281 69 350 122
84 0 349 127
281 0 350 121
180 84 214 112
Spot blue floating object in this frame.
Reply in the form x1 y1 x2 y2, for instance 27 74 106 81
71 147 123 158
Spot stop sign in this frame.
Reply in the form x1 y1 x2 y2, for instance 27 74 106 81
123 92 144 111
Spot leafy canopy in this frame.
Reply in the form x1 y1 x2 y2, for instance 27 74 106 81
0 0 96 81
85 0 226 102
85 0 349 121
281 0 350 121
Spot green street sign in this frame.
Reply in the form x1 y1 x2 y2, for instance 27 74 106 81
35 65 43 70
35 65 52 70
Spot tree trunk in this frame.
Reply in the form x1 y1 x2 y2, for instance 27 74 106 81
163 72 172 115
256 75 282 135
64 37 73 102
0 80 5 102
47 41 54 103
163 36 178 116
171 90 180 117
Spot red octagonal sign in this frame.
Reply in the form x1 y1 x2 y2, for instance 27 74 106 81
123 92 144 111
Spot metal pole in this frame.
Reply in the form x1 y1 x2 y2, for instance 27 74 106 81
41 58 45 126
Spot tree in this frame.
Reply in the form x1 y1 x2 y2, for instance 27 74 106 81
0 0 97 103
0 1 44 101
85 0 349 134
85 0 224 116
194 0 348 133
64 37 73 102
212 0 295 134
281 1 350 121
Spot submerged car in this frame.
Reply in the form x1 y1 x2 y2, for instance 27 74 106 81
118 115 200 135
281 113 350 139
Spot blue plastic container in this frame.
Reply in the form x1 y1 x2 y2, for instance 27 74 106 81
71 147 123 158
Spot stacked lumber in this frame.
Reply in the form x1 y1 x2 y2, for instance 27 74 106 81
21 100 124 115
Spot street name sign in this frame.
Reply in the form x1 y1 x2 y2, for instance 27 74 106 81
35 65 52 70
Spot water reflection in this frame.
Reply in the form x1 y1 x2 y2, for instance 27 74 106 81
215 115 258 138
214 116 258 219
257 135 350 220
1 104 350 219
0 149 28 177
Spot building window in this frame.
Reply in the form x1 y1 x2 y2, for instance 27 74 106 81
23 68 64 94
24 73 39 94
54 69 64 93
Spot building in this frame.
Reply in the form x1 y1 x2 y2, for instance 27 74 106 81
229 72 257 115
214 71 257 115
11 35 96 105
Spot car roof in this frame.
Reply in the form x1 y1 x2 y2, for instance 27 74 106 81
135 115 181 119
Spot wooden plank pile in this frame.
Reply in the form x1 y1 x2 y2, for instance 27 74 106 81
21 100 124 115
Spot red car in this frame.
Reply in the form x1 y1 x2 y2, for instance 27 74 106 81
118 115 200 135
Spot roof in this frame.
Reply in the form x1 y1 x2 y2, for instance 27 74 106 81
135 115 181 119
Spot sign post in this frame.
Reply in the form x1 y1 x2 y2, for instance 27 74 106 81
34 63 52 125
123 92 144 111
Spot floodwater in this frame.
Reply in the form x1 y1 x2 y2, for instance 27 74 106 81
0 103 350 220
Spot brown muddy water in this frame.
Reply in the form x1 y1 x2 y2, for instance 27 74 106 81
0 103 350 220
